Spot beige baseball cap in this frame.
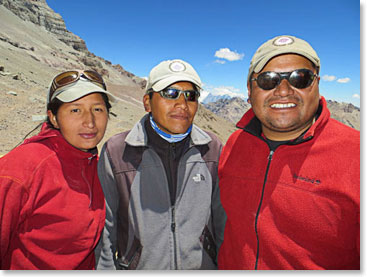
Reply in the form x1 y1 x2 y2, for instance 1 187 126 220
145 59 202 93
47 77 117 104
248 35 320 82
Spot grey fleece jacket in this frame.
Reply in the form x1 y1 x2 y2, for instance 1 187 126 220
95 115 226 270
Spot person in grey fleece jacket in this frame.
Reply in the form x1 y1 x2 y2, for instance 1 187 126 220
95 59 226 270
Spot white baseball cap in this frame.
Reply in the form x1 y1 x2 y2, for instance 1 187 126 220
248 35 320 82
47 77 117 104
145 59 202 93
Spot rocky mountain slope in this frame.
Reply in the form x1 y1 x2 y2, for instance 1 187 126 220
205 97 360 130
0 0 236 154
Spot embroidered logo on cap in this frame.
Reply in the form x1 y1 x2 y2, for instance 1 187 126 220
169 61 186 72
273 36 294 46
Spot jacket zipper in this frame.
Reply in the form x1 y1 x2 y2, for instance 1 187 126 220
254 150 274 270
171 206 178 269
82 157 95 208
168 143 176 205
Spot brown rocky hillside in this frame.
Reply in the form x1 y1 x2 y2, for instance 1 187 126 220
0 0 236 155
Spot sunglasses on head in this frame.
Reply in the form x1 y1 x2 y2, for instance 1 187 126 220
251 68 318 90
154 87 200 102
49 70 106 101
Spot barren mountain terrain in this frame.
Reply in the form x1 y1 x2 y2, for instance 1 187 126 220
0 0 236 155
0 0 359 156
205 97 360 130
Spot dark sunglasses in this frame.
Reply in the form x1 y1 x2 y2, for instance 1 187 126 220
251 68 318 90
157 87 200 102
49 70 106 101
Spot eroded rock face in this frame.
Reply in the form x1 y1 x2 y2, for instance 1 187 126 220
0 0 88 52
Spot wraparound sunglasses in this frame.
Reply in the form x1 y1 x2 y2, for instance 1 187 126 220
151 87 200 102
251 68 318 90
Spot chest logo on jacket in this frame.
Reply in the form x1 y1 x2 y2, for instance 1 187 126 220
293 174 321 185
193 173 205 183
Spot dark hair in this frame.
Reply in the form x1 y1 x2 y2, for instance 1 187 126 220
148 90 154 99
46 93 112 125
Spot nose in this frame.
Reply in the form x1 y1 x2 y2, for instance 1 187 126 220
174 93 189 109
83 111 96 128
274 79 294 97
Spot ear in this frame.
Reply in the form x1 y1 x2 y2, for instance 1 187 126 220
143 94 152 113
247 82 252 104
47 110 59 129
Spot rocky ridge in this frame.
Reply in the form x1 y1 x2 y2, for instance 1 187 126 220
204 97 360 130
0 0 236 154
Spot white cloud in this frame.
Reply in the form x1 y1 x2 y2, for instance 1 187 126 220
214 48 244 61
322 75 336 82
214 59 226 64
352 94 360 99
337 77 351 83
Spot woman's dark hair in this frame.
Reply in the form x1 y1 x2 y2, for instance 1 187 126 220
46 93 112 125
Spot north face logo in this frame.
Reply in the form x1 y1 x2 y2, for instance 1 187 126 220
193 174 205 183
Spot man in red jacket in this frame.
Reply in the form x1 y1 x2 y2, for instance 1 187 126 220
218 35 360 270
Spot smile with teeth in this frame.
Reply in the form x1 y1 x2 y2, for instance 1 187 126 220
270 103 296 109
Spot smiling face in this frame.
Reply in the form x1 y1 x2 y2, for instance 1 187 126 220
143 81 198 134
47 92 109 151
248 54 320 141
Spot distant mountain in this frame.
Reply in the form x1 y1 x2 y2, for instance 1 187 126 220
204 97 360 130
199 90 246 104
204 97 250 125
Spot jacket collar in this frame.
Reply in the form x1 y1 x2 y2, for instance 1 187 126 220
236 96 330 143
125 114 212 147
23 122 98 160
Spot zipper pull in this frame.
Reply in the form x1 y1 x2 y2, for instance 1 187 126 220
88 155 94 165
268 150 274 161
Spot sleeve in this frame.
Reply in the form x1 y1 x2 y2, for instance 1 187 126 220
211 175 227 255
95 144 119 270
0 176 28 265
211 145 227 260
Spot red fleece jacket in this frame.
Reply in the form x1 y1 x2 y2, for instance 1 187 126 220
0 123 105 269
218 97 360 270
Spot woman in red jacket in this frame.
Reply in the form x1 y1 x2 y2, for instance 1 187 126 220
0 70 116 269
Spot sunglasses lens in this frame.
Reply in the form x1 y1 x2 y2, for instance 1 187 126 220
257 72 280 90
289 69 314 89
84 70 104 84
184 90 199 102
54 71 79 86
162 88 180 99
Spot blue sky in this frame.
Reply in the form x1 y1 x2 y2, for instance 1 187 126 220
47 0 360 107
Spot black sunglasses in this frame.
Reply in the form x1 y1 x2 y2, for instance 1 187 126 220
156 87 200 102
251 68 318 90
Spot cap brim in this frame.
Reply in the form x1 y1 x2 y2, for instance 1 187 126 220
254 49 320 73
151 74 202 92
51 79 118 103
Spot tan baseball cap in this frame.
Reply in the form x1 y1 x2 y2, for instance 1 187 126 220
145 59 202 93
47 77 117 104
248 35 320 82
